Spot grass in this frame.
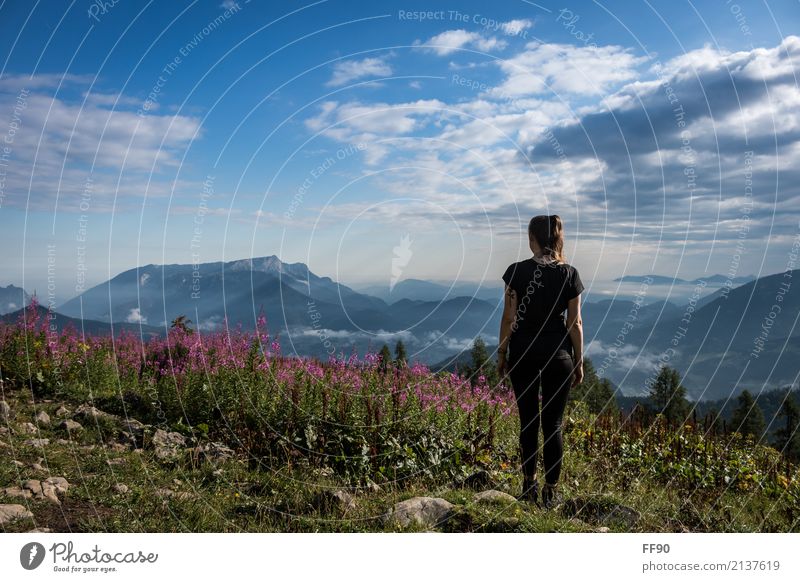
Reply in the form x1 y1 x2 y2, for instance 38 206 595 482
2 382 797 533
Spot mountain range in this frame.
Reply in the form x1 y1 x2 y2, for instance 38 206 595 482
2 256 797 401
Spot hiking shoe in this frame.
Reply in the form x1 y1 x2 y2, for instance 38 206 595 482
540 483 562 510
517 476 539 506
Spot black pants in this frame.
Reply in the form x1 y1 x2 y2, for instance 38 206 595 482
508 352 574 485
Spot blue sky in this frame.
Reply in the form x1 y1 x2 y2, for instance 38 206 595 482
1 0 799 303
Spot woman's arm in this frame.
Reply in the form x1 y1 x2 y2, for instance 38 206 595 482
498 285 517 378
566 294 584 386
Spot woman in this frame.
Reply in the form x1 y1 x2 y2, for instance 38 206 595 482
497 214 585 509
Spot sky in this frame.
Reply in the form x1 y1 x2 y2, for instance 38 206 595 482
1 0 799 304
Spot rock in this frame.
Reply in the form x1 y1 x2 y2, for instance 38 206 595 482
105 458 125 466
0 440 8 449
35 410 51 426
0 400 10 420
313 489 357 513
0 504 33 525
155 488 193 501
22 480 47 503
31 463 45 472
26 527 52 533
561 497 642 530
112 483 129 494
192 442 235 464
153 428 186 448
474 489 518 504
382 496 455 529
597 526 610 533
459 469 493 490
13 460 24 467
2 486 32 500
74 404 118 422
20 422 38 434
119 419 148 448
152 429 186 460
24 438 50 448
45 477 70 495
59 419 83 434
55 405 70 418
23 479 62 504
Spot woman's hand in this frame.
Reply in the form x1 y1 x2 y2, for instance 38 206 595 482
497 354 509 383
571 360 584 388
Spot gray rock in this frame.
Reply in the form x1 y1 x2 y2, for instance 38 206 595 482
0 400 10 420
382 496 455 529
20 422 38 434
112 483 129 494
561 497 642 530
24 438 50 448
192 442 235 464
2 486 32 500
45 477 69 495
23 479 59 503
0 504 33 525
59 419 83 434
597 526 610 533
153 428 186 448
35 410 51 426
26 527 53 533
313 489 357 513
152 429 186 460
474 489 518 504
74 404 118 422
22 478 67 504
55 405 70 418
31 463 46 472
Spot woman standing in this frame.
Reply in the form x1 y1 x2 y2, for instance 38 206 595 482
497 215 585 509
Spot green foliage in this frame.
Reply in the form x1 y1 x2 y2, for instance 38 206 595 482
394 339 407 367
569 357 619 414
460 337 500 388
774 392 800 463
730 389 766 442
378 344 392 373
647 365 691 425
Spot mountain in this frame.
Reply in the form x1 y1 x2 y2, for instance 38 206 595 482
1 305 163 338
0 284 29 315
54 255 507 364
614 274 755 285
356 278 503 303
599 269 800 401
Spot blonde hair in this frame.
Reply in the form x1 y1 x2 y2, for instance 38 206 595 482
528 215 566 263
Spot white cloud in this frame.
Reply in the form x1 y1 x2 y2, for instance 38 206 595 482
419 29 507 56
0 77 202 211
125 308 147 324
493 41 648 97
500 19 533 36
0 72 95 93
326 57 392 87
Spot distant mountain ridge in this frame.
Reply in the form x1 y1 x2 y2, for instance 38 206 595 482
615 274 756 285
0 284 29 315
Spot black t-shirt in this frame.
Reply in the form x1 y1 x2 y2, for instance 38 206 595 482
502 258 585 361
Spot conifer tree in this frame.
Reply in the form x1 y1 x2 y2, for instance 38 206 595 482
648 365 691 425
730 389 766 442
